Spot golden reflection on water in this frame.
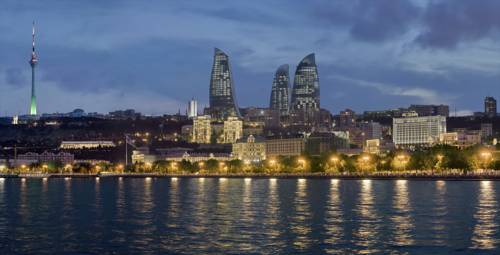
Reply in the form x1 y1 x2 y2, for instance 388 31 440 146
471 181 498 250
291 178 312 251
430 180 447 245
167 177 179 227
390 180 414 246
324 179 345 254
354 179 380 253
115 176 125 219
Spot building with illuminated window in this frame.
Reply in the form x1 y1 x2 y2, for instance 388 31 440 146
265 135 306 157
208 48 240 120
484 97 497 117
269 64 290 117
393 115 446 147
18 151 74 165
192 115 212 144
60 141 115 149
223 116 243 144
187 98 198 119
232 135 266 162
290 53 320 126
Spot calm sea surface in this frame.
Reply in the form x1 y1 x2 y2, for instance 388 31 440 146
0 177 499 254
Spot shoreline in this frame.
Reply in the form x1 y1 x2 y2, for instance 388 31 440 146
2 172 500 181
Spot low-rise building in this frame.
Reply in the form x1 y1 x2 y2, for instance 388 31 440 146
232 135 266 162
265 136 306 157
60 141 115 149
165 152 232 162
17 151 74 165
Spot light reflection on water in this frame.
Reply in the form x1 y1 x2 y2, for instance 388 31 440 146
1 178 500 254
471 180 498 250
324 179 345 254
430 180 448 245
390 180 415 247
353 179 381 253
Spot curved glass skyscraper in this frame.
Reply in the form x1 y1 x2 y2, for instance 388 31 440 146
291 53 320 115
269 64 290 117
209 48 240 120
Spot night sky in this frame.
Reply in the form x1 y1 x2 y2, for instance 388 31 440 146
1 0 500 116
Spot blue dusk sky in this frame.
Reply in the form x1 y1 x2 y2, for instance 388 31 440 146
1 0 500 116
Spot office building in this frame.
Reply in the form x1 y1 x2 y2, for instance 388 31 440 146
393 115 446 147
208 48 240 120
192 115 212 144
484 97 497 117
269 64 290 117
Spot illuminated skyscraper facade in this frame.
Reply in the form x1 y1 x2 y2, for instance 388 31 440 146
269 64 290 117
209 48 240 120
29 22 38 115
290 53 320 125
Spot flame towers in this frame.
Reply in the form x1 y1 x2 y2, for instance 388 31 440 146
208 48 240 120
29 22 38 115
269 64 290 117
290 53 320 125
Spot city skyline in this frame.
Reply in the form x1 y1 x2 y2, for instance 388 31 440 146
2 1 500 116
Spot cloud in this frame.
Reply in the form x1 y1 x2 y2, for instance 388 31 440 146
415 0 500 49
4 68 27 87
314 0 420 42
330 74 451 105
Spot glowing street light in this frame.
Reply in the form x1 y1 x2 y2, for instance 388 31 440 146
116 164 124 173
437 154 444 161
362 155 370 162
297 157 307 169
330 156 340 163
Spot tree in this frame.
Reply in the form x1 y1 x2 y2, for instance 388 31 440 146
228 159 243 173
205 159 219 173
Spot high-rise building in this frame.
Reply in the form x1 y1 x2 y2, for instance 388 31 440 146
338 109 356 128
187 98 198 119
29 22 38 115
393 115 446 147
192 115 212 144
223 116 243 144
484 97 497 117
408 104 449 117
290 53 320 125
269 64 290 117
208 48 240 120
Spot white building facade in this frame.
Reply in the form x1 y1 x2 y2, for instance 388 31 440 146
393 115 446 147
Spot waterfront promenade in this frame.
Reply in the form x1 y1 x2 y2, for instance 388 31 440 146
3 170 500 180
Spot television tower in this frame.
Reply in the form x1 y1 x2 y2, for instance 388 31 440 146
29 21 38 115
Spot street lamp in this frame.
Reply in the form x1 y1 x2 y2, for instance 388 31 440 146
297 157 307 171
396 154 409 171
116 164 124 173
479 150 493 170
